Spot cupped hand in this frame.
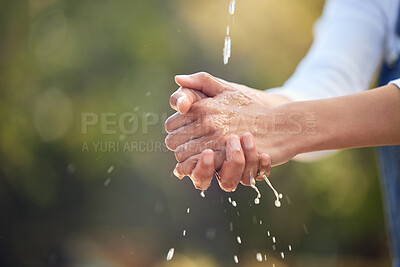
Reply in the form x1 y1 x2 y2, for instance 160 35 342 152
169 72 281 116
177 133 272 192
165 72 294 191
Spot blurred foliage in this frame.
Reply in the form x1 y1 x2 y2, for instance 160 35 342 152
0 0 391 266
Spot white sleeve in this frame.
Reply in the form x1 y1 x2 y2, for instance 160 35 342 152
389 78 400 88
267 0 398 101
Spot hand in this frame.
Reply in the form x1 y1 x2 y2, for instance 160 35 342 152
169 72 290 115
166 72 294 191
185 133 272 192
166 89 299 187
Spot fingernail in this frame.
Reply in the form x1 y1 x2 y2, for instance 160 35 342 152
177 96 185 106
243 134 254 150
260 154 269 166
203 152 213 165
230 136 241 151
173 167 182 179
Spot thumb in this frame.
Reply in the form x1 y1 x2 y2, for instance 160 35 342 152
175 72 234 97
169 87 207 114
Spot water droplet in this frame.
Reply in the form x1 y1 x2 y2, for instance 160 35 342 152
281 252 285 259
236 236 242 244
229 222 233 232
229 0 236 15
223 36 231 65
107 165 114 173
279 193 283 199
262 175 282 208
256 253 263 262
200 190 206 198
67 163 76 174
228 197 232 203
166 248 174 261
286 195 291 204
206 227 217 240
226 26 230 35
264 254 268 261
232 200 237 207
118 134 126 141
104 177 111 186
186 208 190 214
272 236 276 243
289 245 292 251
259 220 262 225
183 230 186 236
107 165 114 174
303 224 310 234
267 231 270 236
233 255 239 263
250 174 262 204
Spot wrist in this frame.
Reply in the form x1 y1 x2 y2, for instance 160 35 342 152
268 101 323 158
260 92 293 107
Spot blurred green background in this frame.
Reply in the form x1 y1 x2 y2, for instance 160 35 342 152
0 0 391 266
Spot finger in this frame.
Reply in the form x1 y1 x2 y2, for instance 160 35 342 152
165 119 215 151
174 134 225 163
170 87 207 114
175 72 235 97
165 112 196 133
174 150 225 178
217 135 245 192
256 153 272 181
190 149 214 190
239 133 259 186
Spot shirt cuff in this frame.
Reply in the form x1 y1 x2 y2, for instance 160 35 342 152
389 78 400 89
265 87 322 102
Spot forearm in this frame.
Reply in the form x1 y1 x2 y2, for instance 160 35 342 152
283 85 400 155
267 0 394 102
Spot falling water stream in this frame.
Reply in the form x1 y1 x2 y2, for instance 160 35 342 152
166 0 297 263
223 0 235 64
